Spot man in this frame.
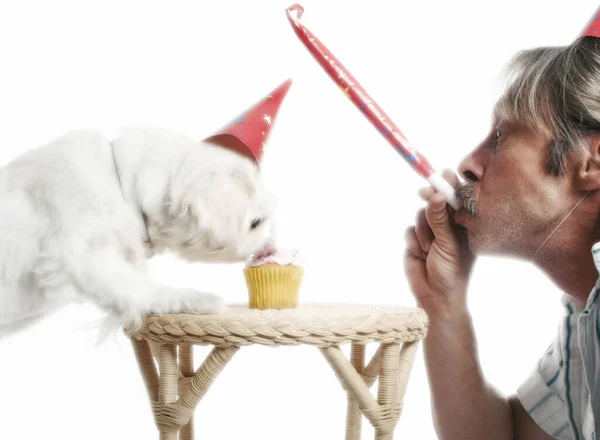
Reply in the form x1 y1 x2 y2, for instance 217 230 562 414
405 9 600 440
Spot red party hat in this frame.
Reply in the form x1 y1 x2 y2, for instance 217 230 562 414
203 79 293 163
580 7 600 38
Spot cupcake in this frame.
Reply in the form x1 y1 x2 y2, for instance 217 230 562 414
244 241 303 309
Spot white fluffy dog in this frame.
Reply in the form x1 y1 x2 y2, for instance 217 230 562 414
0 127 274 339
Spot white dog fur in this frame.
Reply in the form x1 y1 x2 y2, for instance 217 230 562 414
0 127 275 339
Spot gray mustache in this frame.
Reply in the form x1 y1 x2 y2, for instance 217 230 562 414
455 181 477 215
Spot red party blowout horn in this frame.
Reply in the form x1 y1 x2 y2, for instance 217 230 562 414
285 4 461 210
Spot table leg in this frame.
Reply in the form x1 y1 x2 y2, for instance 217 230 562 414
320 340 420 440
320 346 380 424
374 340 419 440
374 343 401 440
177 346 239 411
346 343 365 440
179 344 194 440
132 340 238 439
396 341 419 419
149 341 161 361
131 338 159 404
159 343 180 440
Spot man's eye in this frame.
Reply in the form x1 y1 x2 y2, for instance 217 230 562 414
250 218 263 230
493 130 504 148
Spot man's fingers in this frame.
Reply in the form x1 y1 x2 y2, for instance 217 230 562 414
418 186 435 201
425 192 460 256
419 170 460 202
404 249 429 294
415 209 434 253
441 168 460 188
404 226 427 260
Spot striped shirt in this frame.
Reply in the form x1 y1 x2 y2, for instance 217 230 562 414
517 282 600 440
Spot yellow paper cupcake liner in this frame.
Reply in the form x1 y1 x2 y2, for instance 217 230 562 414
244 265 304 309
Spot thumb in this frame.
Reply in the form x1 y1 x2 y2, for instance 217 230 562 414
425 193 460 256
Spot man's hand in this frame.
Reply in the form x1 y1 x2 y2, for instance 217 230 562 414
405 170 556 440
404 169 475 316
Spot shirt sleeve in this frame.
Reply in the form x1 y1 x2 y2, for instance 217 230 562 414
517 340 573 440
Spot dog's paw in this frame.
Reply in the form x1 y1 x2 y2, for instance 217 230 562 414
154 288 226 315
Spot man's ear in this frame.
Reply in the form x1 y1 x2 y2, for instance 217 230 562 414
575 135 600 191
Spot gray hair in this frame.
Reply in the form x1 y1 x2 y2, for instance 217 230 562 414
494 36 600 176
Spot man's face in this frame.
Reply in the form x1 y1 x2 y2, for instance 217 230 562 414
454 119 573 258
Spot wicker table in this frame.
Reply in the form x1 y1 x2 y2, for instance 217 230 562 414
126 304 428 440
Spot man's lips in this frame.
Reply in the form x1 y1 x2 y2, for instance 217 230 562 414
453 208 468 226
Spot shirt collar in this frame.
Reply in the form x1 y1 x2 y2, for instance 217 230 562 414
562 244 600 313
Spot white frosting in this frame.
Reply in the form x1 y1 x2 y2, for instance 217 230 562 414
246 241 302 267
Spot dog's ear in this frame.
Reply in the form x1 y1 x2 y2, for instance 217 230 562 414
169 175 247 247
166 187 210 246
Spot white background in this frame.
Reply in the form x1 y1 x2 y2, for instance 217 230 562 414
0 0 596 438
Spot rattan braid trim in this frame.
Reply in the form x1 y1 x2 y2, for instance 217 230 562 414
125 303 428 347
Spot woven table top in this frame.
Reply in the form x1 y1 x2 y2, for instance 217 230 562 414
125 303 428 348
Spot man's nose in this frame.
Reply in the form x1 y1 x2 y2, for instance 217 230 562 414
458 148 486 182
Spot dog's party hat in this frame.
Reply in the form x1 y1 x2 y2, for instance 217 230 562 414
203 79 293 163
580 7 600 38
